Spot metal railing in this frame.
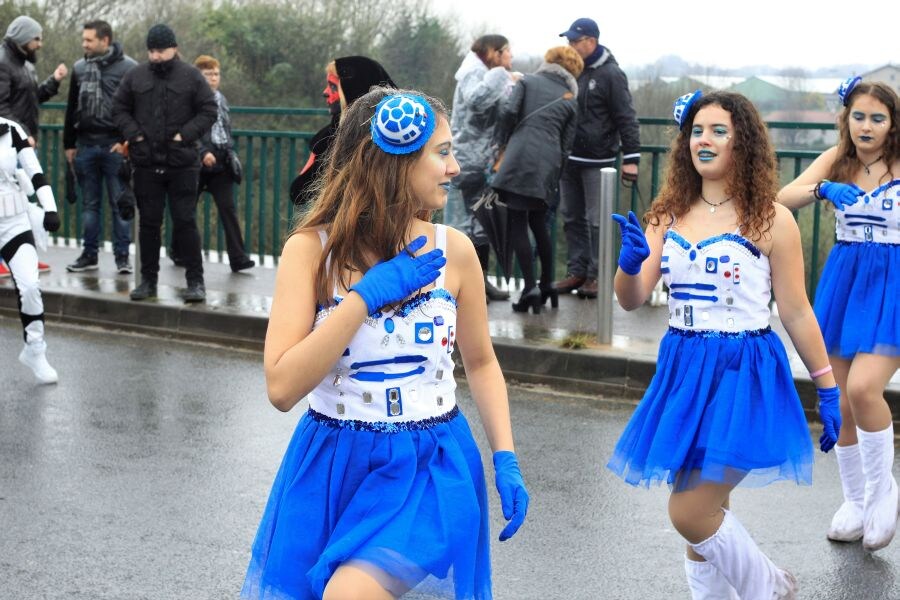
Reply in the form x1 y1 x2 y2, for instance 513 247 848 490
37 105 835 297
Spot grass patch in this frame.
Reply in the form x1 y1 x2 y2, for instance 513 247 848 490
560 332 595 350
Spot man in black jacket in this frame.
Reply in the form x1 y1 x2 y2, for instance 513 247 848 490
0 15 67 145
64 20 137 275
112 24 217 303
555 17 641 299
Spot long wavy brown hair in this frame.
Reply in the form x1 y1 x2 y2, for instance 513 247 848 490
828 82 900 184
647 92 777 241
297 86 448 306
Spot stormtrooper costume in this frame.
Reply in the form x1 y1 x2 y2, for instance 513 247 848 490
0 117 60 383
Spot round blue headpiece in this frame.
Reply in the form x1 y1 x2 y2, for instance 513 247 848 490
370 93 436 155
673 89 702 130
837 76 862 107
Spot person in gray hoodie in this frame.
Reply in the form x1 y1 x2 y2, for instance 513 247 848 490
448 34 519 301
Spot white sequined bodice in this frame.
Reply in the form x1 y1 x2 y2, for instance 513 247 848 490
662 230 772 332
307 225 458 423
834 179 900 244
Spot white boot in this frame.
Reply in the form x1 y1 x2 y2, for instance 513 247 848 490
19 340 58 384
691 509 797 600
684 556 739 599
828 444 865 542
857 425 900 551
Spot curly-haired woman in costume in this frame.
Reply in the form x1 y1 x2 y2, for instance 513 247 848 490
779 77 900 552
607 91 840 598
242 88 528 600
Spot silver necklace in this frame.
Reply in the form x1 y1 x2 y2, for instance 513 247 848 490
700 193 732 213
861 155 883 175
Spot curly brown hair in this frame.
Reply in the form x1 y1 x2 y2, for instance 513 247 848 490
828 82 900 184
647 92 777 241
297 87 449 306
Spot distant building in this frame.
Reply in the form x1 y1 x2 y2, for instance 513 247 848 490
860 64 900 96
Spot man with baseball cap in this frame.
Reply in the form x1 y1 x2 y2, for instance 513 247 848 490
112 24 217 303
553 17 640 299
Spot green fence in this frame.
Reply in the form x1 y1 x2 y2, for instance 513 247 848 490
37 105 835 298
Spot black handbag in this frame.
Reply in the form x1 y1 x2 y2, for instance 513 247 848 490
226 150 243 184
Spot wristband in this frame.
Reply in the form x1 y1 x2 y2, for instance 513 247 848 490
810 364 832 379
812 179 827 201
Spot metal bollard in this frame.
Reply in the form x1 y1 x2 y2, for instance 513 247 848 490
596 167 617 344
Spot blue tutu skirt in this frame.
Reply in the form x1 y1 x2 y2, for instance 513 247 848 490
814 241 900 358
241 406 492 600
607 327 813 491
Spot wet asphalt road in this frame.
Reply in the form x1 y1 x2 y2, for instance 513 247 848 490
1 317 899 599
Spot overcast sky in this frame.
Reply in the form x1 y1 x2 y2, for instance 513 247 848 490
430 0 899 71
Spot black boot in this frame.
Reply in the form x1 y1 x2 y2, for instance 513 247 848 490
183 279 206 303
511 287 542 314
476 244 509 301
130 279 157 301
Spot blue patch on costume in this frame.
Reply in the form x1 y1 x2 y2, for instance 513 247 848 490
415 322 434 343
720 255 730 263
386 387 403 417
705 257 718 273
684 305 694 327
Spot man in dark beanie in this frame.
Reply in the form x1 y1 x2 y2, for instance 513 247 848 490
112 23 217 303
0 15 68 144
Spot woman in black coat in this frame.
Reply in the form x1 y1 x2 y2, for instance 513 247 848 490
492 46 582 313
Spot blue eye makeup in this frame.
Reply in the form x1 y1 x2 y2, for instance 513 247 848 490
872 114 887 124
691 126 702 137
713 126 728 137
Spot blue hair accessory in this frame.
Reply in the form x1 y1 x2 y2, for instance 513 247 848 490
838 76 862 107
673 89 702 130
370 93 436 155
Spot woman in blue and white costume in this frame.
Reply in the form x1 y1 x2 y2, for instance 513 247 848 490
0 116 60 384
241 88 529 600
779 77 900 552
607 91 840 599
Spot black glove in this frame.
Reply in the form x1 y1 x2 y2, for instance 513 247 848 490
65 164 78 204
43 211 60 232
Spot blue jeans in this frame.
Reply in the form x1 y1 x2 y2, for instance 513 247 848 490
559 163 604 279
74 143 131 258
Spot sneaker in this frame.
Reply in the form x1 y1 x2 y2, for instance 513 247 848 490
115 256 133 274
576 278 599 299
485 277 509 301
66 254 99 273
130 280 157 301
553 273 586 294
183 280 206 303
38 261 51 273
230 257 255 273
19 341 58 384
0 262 9 278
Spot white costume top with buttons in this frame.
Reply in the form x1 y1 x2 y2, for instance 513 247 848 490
662 229 771 332
308 224 458 423
834 179 900 244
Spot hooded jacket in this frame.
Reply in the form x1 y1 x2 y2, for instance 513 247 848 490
491 62 578 202
290 56 395 206
0 37 60 137
449 51 514 179
63 42 138 148
569 48 640 166
112 56 217 169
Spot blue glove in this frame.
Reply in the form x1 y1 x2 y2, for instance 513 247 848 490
493 450 529 541
350 236 446 314
611 211 650 275
817 386 841 453
819 181 863 211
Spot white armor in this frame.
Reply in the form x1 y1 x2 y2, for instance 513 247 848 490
834 179 900 244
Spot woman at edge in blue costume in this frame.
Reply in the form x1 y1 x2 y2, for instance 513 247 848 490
241 87 529 599
606 90 840 599
778 77 900 552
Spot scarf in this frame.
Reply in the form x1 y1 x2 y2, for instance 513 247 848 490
210 90 230 148
79 47 113 121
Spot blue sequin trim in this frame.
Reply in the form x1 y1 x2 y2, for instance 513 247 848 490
835 240 900 248
697 234 761 258
665 230 762 258
308 405 459 432
870 178 900 198
667 326 772 338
